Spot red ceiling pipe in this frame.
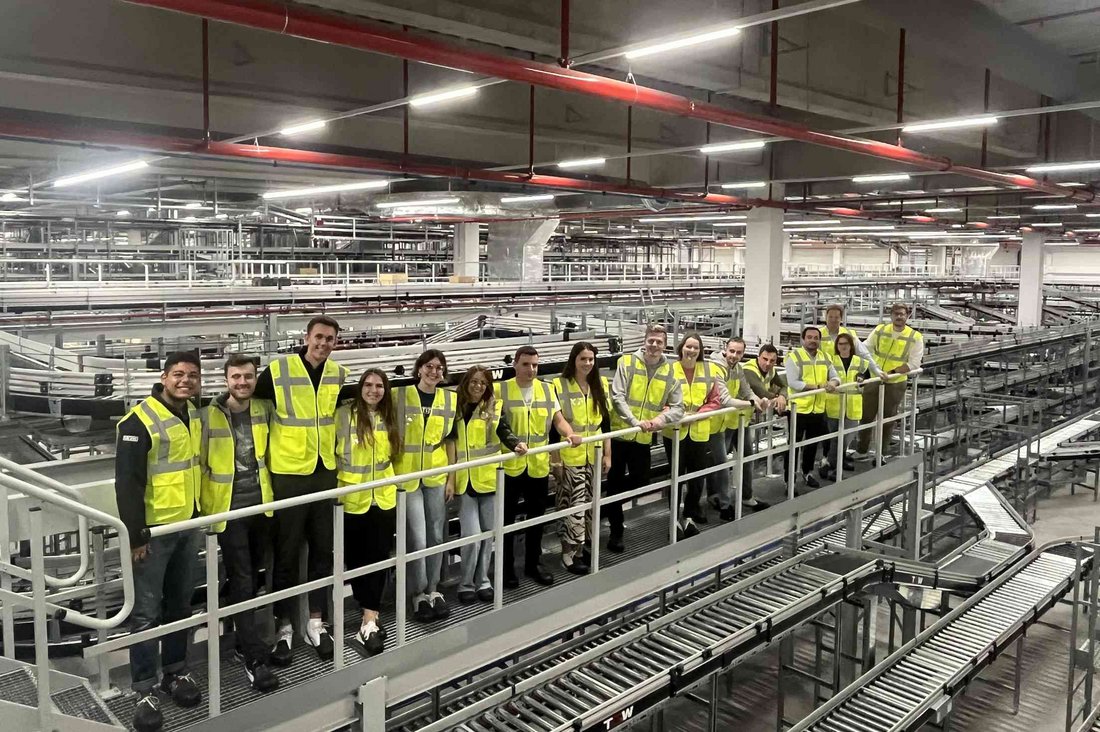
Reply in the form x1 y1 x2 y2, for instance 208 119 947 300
121 0 1094 202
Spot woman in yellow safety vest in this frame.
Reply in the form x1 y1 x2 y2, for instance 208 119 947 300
394 349 458 624
454 365 527 605
666 333 753 538
551 341 612 576
335 368 400 656
822 333 869 481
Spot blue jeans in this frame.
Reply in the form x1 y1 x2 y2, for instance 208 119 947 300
406 484 446 597
459 491 494 592
129 530 201 692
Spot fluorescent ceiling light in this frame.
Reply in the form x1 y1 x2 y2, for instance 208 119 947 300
116 210 131 217
902 115 998 133
1030 222 1064 227
53 160 148 188
712 222 748 227
558 157 606 169
784 226 895 233
409 86 479 108
1073 228 1100 233
925 207 962 213
1026 160 1100 174
500 194 556 203
852 173 911 183
783 219 843 226
0 192 23 202
1033 203 1077 210
986 215 1021 220
942 186 1001 193
262 180 390 199
699 140 767 155
624 26 741 60
638 214 747 222
376 197 460 209
873 199 936 206
279 120 327 135
721 181 768 190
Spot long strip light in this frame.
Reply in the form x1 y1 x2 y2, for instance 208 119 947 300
558 157 606 169
925 207 962 213
720 181 768 190
376 197 459 209
500 194 556 203
262 180 390 199
279 120 327 136
712 222 748 227
53 160 148 188
852 173 911 183
784 219 843 226
409 86 479 108
902 115 998 133
1026 160 1100 174
1030 222 1064 227
873 199 937 206
638 214 747 222
699 140 767 155
1033 203 1077 210
624 26 741 59
784 226 896 233
986 215 1021 220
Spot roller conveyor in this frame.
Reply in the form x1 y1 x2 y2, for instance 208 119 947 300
791 548 1087 732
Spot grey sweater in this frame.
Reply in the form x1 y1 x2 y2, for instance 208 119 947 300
610 347 685 428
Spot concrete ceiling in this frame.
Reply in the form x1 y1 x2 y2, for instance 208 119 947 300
979 1 1100 59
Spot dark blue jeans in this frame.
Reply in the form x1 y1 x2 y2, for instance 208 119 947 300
129 530 201 692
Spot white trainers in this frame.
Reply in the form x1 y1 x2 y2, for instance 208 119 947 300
305 617 334 661
356 619 384 656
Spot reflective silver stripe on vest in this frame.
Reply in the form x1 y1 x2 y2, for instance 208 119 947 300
557 379 598 433
623 356 677 410
139 400 197 474
872 325 919 364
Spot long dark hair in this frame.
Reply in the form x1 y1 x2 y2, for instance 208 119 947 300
353 368 402 459
413 349 448 383
560 341 610 422
456 365 495 415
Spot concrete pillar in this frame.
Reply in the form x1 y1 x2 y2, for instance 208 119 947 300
932 246 948 275
485 218 559 282
831 246 843 271
452 223 480 280
888 247 900 268
1017 231 1045 327
743 201 785 346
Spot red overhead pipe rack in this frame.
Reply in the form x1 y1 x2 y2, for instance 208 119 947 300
121 0 1094 202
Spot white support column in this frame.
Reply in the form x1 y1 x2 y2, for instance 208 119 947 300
743 192 785 346
932 245 948 275
485 218 559 282
1017 231 1045 327
831 246 843 271
452 223 480 280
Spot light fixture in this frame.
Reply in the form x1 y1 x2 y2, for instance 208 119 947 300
638 214 747 222
1026 160 1100 174
279 120 327 136
116 210 131 217
1073 228 1100 233
902 116 999 133
1033 203 1077 210
262 180 390 199
783 219 843 226
215 213 229 219
711 222 748 227
623 26 741 60
925 207 963 213
986 215 1021 220
53 160 149 188
1030 222 1064 227
720 181 768 190
783 226 896 233
558 157 606 169
0 192 23 202
873 199 936 206
500 194 556 203
699 140 767 155
852 173 911 183
409 86 479 108
376 197 460 209
183 202 204 209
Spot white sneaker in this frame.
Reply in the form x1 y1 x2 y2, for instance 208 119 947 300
305 617 334 661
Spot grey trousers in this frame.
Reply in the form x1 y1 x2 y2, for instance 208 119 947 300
825 417 859 467
406 484 446 597
857 381 907 453
459 491 494 592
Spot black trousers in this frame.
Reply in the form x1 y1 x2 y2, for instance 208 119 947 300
503 471 549 575
218 514 272 664
662 436 713 521
271 468 337 622
344 508 395 612
605 438 652 538
792 412 828 479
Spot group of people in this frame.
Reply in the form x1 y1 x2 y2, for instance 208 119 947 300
113 304 922 732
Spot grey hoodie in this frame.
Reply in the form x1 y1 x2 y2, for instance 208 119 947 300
610 347 685 429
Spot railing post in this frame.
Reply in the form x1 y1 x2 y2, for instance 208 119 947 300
734 420 745 520
332 501 345 670
765 406 775 476
91 527 114 697
669 428 681 543
908 380 919 457
787 405 798 501
29 506 53 732
205 530 221 717
395 490 408 646
590 444 603 574
493 467 506 611
835 391 848 483
0 344 9 421
874 380 887 468
0 478 12 657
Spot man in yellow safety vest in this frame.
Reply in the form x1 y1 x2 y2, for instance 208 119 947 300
707 338 769 517
855 302 923 460
784 327 840 490
253 315 350 666
114 352 204 732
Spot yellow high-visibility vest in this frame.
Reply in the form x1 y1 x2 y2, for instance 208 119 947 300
868 324 922 383
455 399 503 493
663 360 716 443
267 355 348 475
825 355 868 421
335 404 397 512
497 379 555 478
123 396 201 527
819 326 860 361
199 399 273 532
785 347 831 414
712 360 753 432
395 385 457 492
743 358 780 395
554 376 609 467
609 354 678 445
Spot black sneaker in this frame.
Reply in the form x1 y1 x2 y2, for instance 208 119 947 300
356 620 385 657
270 624 293 668
719 507 736 521
743 498 771 511
503 572 520 589
683 518 701 539
305 619 334 662
524 566 555 586
818 464 833 479
803 473 821 489
457 589 477 605
429 593 450 620
607 535 625 553
160 672 201 708
413 595 435 622
132 692 162 732
245 659 280 693
476 587 495 603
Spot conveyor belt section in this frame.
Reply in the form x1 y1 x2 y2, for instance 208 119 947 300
1047 441 1100 461
957 484 1031 542
792 548 1085 732
426 552 882 732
